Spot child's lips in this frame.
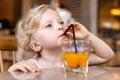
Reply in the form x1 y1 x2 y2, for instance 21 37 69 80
59 32 67 37
59 33 65 38
59 33 69 39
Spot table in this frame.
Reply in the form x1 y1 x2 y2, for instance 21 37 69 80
0 66 119 80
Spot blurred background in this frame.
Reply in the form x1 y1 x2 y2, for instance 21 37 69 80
0 0 120 71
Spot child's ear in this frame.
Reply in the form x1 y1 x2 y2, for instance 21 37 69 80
29 41 41 52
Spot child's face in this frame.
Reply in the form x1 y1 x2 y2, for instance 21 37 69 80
33 9 66 50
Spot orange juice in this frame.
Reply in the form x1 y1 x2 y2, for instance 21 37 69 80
64 51 88 68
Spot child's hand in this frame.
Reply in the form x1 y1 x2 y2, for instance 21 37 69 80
67 22 90 40
10 71 40 80
8 60 40 72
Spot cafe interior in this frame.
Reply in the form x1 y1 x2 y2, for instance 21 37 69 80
0 0 120 73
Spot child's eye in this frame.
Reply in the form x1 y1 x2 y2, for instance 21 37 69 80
59 21 64 25
45 24 52 28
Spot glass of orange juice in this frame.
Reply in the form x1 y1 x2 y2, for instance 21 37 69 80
62 40 91 74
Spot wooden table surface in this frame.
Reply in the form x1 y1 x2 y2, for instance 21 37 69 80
0 66 119 80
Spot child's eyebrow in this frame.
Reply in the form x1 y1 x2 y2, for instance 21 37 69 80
59 19 64 22
40 21 52 28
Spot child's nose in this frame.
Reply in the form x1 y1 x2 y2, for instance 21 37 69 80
58 25 65 31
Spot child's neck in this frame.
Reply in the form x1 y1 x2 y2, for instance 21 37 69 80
41 49 63 62
38 49 64 68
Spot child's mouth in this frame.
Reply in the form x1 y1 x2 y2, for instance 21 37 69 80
59 32 71 40
59 33 66 37
59 24 74 38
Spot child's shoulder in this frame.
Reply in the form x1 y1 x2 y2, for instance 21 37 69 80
28 57 41 69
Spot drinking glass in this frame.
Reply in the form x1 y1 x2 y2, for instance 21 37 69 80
62 40 91 74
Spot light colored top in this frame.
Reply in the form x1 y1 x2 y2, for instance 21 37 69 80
28 58 64 69
28 58 42 69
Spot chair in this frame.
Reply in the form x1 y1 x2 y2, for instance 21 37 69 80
116 40 120 67
0 36 17 72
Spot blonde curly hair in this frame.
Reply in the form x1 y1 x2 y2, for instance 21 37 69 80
16 4 56 61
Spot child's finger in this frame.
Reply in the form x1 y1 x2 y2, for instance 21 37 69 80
21 61 40 72
10 64 28 72
16 65 28 73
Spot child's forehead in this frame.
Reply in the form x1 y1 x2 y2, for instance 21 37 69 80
41 9 61 20
44 8 58 15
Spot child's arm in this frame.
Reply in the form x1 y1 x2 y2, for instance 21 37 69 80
68 22 114 65
87 33 114 65
8 61 40 72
